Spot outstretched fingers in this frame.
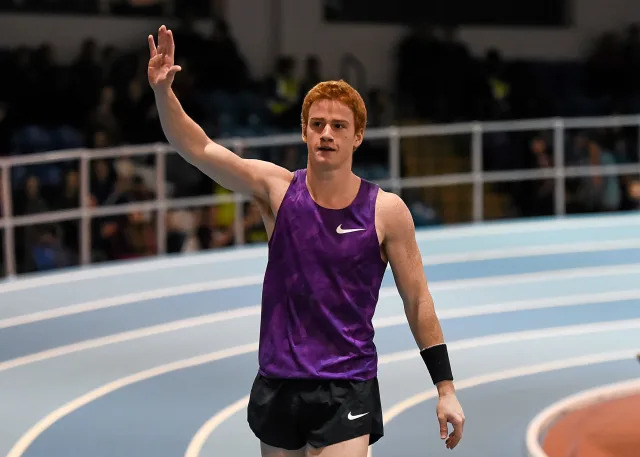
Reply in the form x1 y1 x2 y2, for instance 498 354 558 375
148 34 157 58
167 29 175 60
157 25 167 56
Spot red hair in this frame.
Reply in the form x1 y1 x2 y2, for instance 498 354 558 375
301 80 367 135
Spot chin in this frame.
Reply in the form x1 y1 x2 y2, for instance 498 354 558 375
308 156 346 172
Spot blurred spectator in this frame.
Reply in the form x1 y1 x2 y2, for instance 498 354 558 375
87 86 122 146
572 137 621 212
98 211 156 260
299 55 323 101
244 201 267 244
54 169 80 210
198 18 250 93
19 175 48 215
29 226 72 272
90 159 115 205
1 14 640 274
483 48 512 119
266 56 300 129
518 135 554 217
196 206 233 250
626 178 640 209
68 39 103 127
395 22 441 119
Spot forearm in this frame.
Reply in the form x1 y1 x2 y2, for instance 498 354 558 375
154 87 211 164
405 295 456 395
404 294 445 350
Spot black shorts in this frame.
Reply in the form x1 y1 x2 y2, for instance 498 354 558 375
247 373 384 450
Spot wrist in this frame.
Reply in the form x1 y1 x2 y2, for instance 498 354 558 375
420 343 454 385
436 380 455 397
152 85 172 98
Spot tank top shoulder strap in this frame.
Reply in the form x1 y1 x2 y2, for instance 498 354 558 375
353 177 380 212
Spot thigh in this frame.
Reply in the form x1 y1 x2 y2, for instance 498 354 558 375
261 441 306 457
305 435 370 457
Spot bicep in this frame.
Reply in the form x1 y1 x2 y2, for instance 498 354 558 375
383 197 427 304
197 142 292 198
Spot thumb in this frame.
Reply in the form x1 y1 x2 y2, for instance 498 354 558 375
168 65 182 78
438 416 448 439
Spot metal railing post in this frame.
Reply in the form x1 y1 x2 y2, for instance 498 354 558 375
1 165 15 277
156 145 167 256
80 151 91 265
232 140 246 246
553 118 566 217
472 122 484 222
389 127 401 195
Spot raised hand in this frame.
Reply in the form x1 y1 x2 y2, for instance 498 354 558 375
147 25 182 91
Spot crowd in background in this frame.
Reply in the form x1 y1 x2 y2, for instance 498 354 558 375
0 6 639 275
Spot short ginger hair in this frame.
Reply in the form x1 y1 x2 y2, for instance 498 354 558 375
301 80 367 135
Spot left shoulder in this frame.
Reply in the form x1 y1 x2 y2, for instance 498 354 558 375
375 188 415 241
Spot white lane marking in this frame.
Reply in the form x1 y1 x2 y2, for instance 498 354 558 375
414 213 640 241
381 350 636 423
377 318 640 366
4 260 640 329
0 248 268 293
5 343 259 457
525 378 640 457
183 395 250 457
2 214 639 293
0 275 264 329
3 288 640 374
424 263 640 293
10 321 640 457
373 288 640 327
421 238 640 265
367 351 639 457
182 333 640 457
0 306 261 373
7 317 638 457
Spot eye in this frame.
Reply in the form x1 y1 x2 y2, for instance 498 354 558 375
312 121 322 127
334 123 345 129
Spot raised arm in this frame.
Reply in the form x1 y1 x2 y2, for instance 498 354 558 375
147 25 292 199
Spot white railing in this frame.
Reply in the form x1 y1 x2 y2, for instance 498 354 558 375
1 114 639 278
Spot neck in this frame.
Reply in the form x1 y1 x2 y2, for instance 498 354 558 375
305 165 360 209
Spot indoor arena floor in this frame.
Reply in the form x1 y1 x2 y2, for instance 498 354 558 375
1 212 639 457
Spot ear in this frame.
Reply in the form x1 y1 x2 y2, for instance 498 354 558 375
353 129 364 150
301 123 307 143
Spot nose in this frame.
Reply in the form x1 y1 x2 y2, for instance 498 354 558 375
321 123 334 141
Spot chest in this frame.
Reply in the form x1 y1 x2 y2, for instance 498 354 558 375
283 201 382 263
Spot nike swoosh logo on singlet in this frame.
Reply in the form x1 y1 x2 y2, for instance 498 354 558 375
336 224 366 234
347 412 370 420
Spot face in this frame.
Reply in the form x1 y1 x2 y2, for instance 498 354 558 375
303 99 363 171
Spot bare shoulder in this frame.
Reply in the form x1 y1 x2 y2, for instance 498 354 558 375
246 159 294 190
245 159 293 203
375 188 415 242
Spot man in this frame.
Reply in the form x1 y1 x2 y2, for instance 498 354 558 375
148 25 464 457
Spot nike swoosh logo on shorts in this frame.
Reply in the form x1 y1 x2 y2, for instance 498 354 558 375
347 412 369 420
336 224 366 234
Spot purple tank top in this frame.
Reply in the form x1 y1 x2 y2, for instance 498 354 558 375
258 169 387 381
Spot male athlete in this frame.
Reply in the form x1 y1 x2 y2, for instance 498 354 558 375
148 25 465 457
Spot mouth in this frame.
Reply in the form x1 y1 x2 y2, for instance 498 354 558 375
316 145 336 152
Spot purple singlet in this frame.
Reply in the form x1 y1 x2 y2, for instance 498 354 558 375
258 169 387 381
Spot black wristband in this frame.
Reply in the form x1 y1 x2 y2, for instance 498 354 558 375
420 343 454 384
